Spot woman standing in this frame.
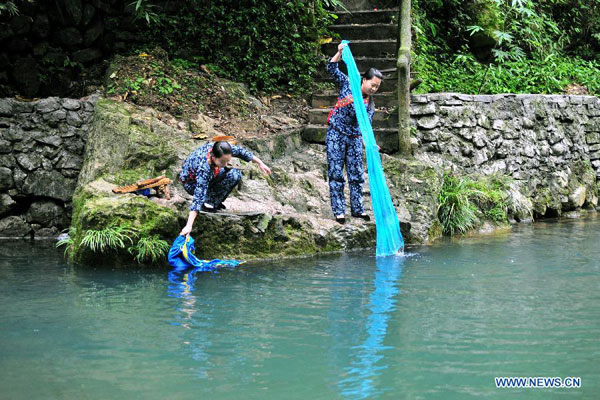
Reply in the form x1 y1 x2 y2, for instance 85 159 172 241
326 43 383 224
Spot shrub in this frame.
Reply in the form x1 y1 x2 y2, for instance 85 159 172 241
438 174 510 235
128 235 171 264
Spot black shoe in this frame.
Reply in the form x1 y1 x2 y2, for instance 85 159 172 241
201 204 217 213
335 216 346 225
351 213 371 221
216 203 226 210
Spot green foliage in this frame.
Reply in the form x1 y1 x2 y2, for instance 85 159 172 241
56 231 75 257
438 174 510 235
0 0 29 16
106 51 212 117
68 224 170 265
130 0 160 25
80 226 137 253
128 235 170 264
414 51 600 95
413 0 600 95
152 66 181 96
146 0 335 93
438 174 481 235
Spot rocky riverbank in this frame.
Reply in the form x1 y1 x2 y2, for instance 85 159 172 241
2 92 599 265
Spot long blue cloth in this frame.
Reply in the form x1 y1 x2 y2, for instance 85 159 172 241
341 40 404 256
168 235 243 272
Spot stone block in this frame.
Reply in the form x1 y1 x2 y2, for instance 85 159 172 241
72 47 102 63
16 153 43 171
0 216 31 238
0 139 10 153
0 193 16 215
67 111 84 127
22 169 77 202
0 167 13 190
13 101 34 113
0 99 14 116
62 99 81 111
25 200 67 226
410 102 436 116
416 115 439 130
569 186 587 208
410 95 428 104
36 98 61 113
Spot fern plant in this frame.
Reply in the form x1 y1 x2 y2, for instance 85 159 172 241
438 174 510 235
80 226 137 253
128 235 170 264
0 1 20 16
56 236 74 257
438 174 482 235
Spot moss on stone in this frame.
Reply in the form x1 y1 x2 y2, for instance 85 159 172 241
70 181 180 266
428 220 442 242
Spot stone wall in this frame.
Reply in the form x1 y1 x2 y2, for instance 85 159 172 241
0 0 150 98
410 93 600 217
0 95 97 238
2 93 600 244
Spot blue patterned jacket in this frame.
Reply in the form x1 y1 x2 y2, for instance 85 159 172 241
327 61 375 136
179 142 254 211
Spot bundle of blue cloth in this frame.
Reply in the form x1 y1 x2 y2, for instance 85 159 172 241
168 235 243 272
341 40 404 256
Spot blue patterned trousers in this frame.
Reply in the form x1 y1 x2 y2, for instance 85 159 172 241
326 128 365 216
182 168 242 208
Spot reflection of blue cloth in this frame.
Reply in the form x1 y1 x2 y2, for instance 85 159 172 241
339 255 404 399
168 235 243 273
341 41 404 256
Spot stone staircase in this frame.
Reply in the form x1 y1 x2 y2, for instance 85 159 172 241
302 8 400 152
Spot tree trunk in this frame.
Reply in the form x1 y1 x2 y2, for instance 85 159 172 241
397 0 412 155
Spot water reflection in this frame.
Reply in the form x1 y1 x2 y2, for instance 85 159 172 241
167 267 212 378
167 269 199 328
339 255 405 399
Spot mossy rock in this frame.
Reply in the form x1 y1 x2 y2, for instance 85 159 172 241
383 156 443 244
188 212 347 260
68 98 192 266
69 180 180 266
78 98 193 186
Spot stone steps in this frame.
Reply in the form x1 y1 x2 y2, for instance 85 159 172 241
321 39 397 58
302 124 399 153
329 23 397 40
308 108 398 128
334 9 398 25
320 56 397 75
311 91 397 108
305 7 400 148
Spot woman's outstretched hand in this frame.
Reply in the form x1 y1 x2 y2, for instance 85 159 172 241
252 157 271 175
179 224 193 237
258 162 271 175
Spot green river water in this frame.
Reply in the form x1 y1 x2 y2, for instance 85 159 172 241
1 216 599 399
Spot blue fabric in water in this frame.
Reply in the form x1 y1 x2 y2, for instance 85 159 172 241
341 41 404 256
168 235 243 272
